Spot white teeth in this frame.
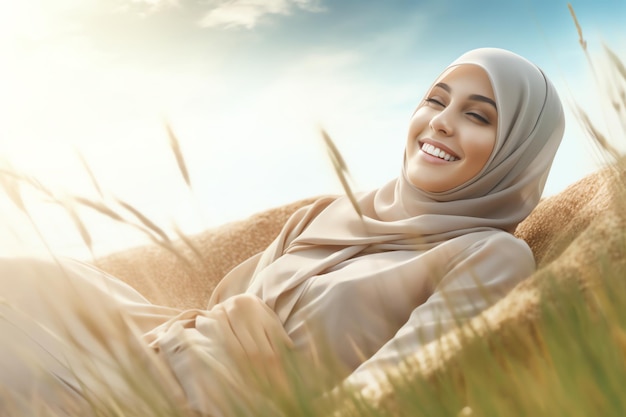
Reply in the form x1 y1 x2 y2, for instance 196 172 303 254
420 143 458 161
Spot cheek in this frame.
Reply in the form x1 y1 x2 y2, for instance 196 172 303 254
407 111 427 139
469 134 496 170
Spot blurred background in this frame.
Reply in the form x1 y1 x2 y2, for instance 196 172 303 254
0 0 624 259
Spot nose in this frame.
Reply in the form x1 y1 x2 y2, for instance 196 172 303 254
429 108 454 136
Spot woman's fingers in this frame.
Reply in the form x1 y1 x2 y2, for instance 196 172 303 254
212 306 247 358
215 294 293 372
212 294 294 391
253 300 295 350
221 294 292 355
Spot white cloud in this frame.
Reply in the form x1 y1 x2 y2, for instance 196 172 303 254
198 0 324 29
114 0 323 28
130 0 179 8
114 0 179 15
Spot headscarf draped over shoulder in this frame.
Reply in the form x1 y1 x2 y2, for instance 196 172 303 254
285 48 564 248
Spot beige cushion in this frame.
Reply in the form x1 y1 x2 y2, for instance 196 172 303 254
514 167 616 267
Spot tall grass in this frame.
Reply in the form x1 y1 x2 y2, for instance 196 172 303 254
1 4 626 416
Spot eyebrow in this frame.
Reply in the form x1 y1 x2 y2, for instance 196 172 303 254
433 82 497 110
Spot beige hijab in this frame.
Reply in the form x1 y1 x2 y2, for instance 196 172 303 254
209 48 565 320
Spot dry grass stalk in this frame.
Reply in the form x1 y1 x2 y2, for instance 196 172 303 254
320 127 363 218
75 149 105 199
568 4 624 163
165 121 192 189
568 3 587 52
571 103 622 162
115 198 171 243
62 200 95 253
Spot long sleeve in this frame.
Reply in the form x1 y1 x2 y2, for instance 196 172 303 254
342 232 534 391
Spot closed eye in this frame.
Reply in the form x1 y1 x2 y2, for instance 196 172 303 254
467 112 490 124
425 97 445 107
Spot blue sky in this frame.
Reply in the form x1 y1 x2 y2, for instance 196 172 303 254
0 0 624 256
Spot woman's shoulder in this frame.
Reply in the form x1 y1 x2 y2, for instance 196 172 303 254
437 229 536 290
478 229 535 269
449 229 534 267
481 229 532 250
458 228 531 250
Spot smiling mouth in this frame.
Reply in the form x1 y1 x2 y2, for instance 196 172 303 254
420 142 459 161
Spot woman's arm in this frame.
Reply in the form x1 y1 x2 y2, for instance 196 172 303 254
342 232 534 391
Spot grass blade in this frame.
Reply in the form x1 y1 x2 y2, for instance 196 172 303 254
164 121 192 189
115 198 171 243
320 127 363 218
62 201 94 254
73 196 125 222
75 149 105 199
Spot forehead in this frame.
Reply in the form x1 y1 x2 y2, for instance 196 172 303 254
432 64 495 99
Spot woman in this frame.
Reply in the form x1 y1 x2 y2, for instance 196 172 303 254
0 47 564 416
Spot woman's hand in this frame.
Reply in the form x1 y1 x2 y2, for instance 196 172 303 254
212 293 294 390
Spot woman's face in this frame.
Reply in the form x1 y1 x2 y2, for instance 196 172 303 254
405 64 498 193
